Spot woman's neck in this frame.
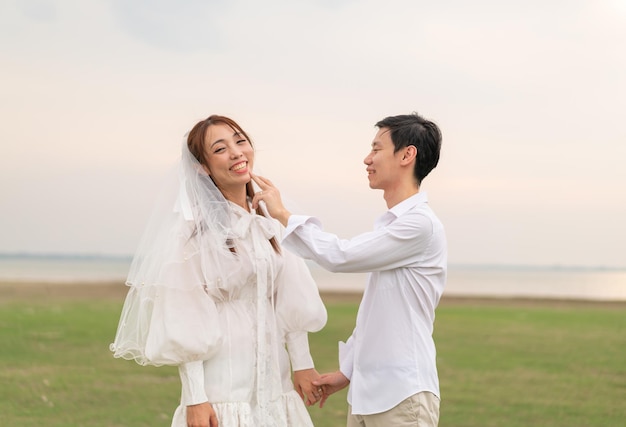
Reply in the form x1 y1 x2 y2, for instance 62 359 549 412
221 187 250 212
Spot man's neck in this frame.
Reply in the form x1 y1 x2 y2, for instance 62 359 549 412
383 184 420 209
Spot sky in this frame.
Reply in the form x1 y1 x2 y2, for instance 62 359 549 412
1 0 625 268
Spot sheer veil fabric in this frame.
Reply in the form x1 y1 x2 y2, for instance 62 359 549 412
110 136 251 365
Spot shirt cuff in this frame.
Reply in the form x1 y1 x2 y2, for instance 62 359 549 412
178 360 208 406
284 215 315 237
285 331 315 371
338 340 354 380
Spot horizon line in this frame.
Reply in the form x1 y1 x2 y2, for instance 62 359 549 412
1 252 623 272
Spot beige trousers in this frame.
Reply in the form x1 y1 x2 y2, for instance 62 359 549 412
346 392 440 427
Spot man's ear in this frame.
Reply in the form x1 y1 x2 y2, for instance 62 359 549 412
401 145 417 164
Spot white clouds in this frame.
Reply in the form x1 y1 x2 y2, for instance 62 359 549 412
110 0 230 52
17 0 57 22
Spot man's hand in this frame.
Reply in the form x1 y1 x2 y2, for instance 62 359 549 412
312 371 350 408
250 174 291 226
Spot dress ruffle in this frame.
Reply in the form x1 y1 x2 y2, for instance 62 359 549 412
170 390 314 427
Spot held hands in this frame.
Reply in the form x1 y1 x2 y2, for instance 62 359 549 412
186 401 218 427
293 368 323 406
251 174 291 226
312 371 350 408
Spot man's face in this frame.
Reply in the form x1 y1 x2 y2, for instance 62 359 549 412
363 127 403 191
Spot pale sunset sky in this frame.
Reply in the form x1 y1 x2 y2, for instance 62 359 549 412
1 0 625 268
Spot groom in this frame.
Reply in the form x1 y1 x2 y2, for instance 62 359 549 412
253 112 446 427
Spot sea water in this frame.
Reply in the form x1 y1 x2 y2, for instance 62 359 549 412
1 254 625 301
308 265 626 302
0 254 132 283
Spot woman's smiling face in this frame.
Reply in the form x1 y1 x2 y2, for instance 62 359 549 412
203 123 254 195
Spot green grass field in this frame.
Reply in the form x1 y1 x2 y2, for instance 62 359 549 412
1 287 624 427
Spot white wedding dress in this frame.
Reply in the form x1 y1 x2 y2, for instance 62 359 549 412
169 203 327 426
111 138 327 426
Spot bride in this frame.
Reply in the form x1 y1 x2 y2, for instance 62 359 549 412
110 115 327 427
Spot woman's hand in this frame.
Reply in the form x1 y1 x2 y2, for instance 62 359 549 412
186 401 218 427
293 368 323 406
312 371 350 408
251 174 291 226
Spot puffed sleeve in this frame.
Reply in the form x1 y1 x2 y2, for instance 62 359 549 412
143 276 222 366
111 233 223 367
274 247 327 370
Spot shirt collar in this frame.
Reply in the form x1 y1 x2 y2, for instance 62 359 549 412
389 191 428 217
375 192 428 228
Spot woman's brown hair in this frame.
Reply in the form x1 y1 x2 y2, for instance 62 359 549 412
187 115 280 254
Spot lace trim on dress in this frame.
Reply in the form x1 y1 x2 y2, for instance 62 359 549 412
172 390 313 427
230 205 284 426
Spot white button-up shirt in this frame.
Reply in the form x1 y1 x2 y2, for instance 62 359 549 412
282 192 447 415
